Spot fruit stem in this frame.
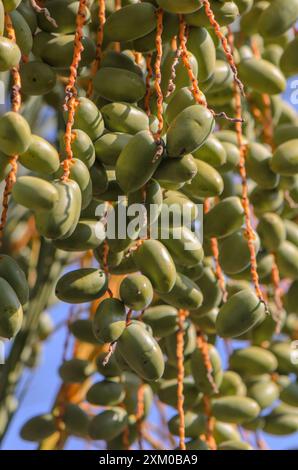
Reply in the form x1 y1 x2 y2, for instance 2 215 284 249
145 53 153 116
87 0 106 98
177 309 187 450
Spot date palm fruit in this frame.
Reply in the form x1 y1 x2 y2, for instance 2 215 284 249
9 9 32 56
166 105 215 157
217 142 240 173
0 254 29 305
96 351 122 377
218 440 253 450
19 135 60 174
60 129 95 169
270 342 298 374
133 11 179 53
94 132 132 167
193 267 222 316
264 405 298 435
183 159 224 198
204 197 245 239
20 414 56 442
153 154 197 185
257 0 298 38
0 36 21 71
164 320 197 363
38 34 96 69
216 289 266 338
158 377 202 409
229 346 278 375
280 382 298 407
35 179 82 239
271 139 298 175
37 0 91 34
246 142 279 189
86 379 125 407
187 26 216 84
17 1 37 33
89 407 128 441
219 371 246 397
157 272 203 310
219 229 260 275
69 319 98 345
0 277 23 338
185 1 239 27
101 102 149 134
54 219 105 252
214 421 241 444
142 305 178 337
12 176 59 211
119 274 153 310
285 280 298 314
54 158 92 209
191 343 223 395
55 268 107 304
212 396 260 424
116 130 162 193
65 97 104 142
92 298 126 343
58 358 95 383
94 67 145 103
275 241 298 279
0 112 31 155
280 36 298 77
20 61 56 96
247 377 279 409
161 49 198 97
168 411 206 438
193 136 227 168
117 321 164 381
160 226 203 268
0 151 12 182
257 213 286 252
238 57 286 95
63 403 89 438
104 3 156 42
133 240 176 294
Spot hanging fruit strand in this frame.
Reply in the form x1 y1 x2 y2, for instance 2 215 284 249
86 0 106 98
202 0 244 96
145 53 153 116
176 309 187 451
204 199 227 302
30 0 58 28
227 29 265 306
196 329 218 393
153 8 165 162
165 39 181 98
202 395 217 450
271 257 283 334
62 0 88 182
0 14 22 244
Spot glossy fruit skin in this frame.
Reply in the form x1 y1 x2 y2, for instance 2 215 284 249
63 403 89 438
276 241 298 279
191 344 223 395
257 212 286 252
20 414 56 442
133 240 176 294
116 130 161 193
193 136 227 168
187 26 216 84
0 36 21 71
120 274 153 310
219 371 246 397
238 57 286 95
160 226 203 268
246 142 279 189
94 67 145 103
55 268 107 304
183 159 224 199
212 396 260 424
20 61 56 96
258 0 298 38
0 112 31 155
158 272 203 310
117 322 165 381
10 9 33 56
247 379 279 409
168 411 206 438
38 34 96 69
158 377 202 410
280 382 298 407
219 229 260 275
142 305 178 337
69 319 98 345
60 129 95 169
102 102 149 134
166 105 215 157
86 380 125 407
280 36 298 77
185 2 239 27
216 289 266 338
229 347 278 375
68 98 104 142
0 254 29 305
58 358 94 383
93 298 126 343
271 139 298 175
194 267 222 316
104 3 156 42
54 219 105 252
12 176 59 211
204 197 244 239
218 440 253 451
0 277 23 339
89 407 128 441
154 154 197 184
94 132 132 167
19 135 60 174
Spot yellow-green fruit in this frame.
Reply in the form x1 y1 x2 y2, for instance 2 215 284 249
257 212 286 252
161 49 198 96
104 3 156 42
214 421 241 444
116 130 161 193
194 267 222 316
142 305 178 337
248 379 280 409
0 112 31 155
218 142 240 173
102 102 149 134
216 289 266 338
86 380 125 407
120 274 153 310
218 440 253 450
93 298 126 343
285 280 298 313
132 240 176 294
20 414 56 442
158 378 202 410
0 152 12 182
219 229 260 275
0 37 21 72
0 254 29 305
193 136 227 168
234 0 253 14
55 268 107 304
280 36 298 77
238 58 286 95
183 160 224 198
37 0 91 34
19 135 59 174
250 186 284 216
63 403 89 437
54 219 105 252
12 176 59 211
165 87 197 124
157 272 203 310
204 197 244 239
55 158 92 210
187 26 216 83
271 139 298 175
100 50 143 76
246 142 279 189
276 241 298 279
154 154 197 184
156 0 199 14
270 342 298 374
219 371 246 397
35 179 81 240
60 129 95 169
94 67 145 103
258 0 298 38
59 358 94 383
212 396 260 424
185 1 239 27
94 132 132 167
229 347 278 375
264 408 298 435
40 34 95 69
280 382 298 407
133 11 179 53
160 226 203 268
69 97 104 142
9 10 32 55
168 411 206 438
191 344 223 395
166 105 215 157
0 277 23 339
191 308 218 334
274 124 298 147
89 407 128 441
17 1 37 33
20 61 56 96
117 322 165 381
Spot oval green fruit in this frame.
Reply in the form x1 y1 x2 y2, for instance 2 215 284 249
183 159 224 198
58 358 94 383
55 268 107 304
0 36 21 72
271 139 298 175
20 414 56 442
238 57 286 95
0 277 23 339
158 272 203 310
12 176 58 211
212 396 260 424
19 134 60 174
86 380 125 407
120 274 153 310
0 112 31 155
94 67 145 103
104 3 156 42
93 298 126 343
101 102 149 134
191 343 223 395
94 132 132 167
204 197 244 239
142 305 178 338
89 407 128 441
0 254 28 305
229 346 278 375
54 219 105 252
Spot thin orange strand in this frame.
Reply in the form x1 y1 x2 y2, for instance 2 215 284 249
202 0 244 96
196 329 219 394
86 0 106 98
154 8 164 141
178 15 206 106
0 14 21 244
227 29 265 304
271 256 283 334
145 53 153 116
177 309 186 451
204 199 227 302
165 39 181 98
136 384 145 450
114 0 122 52
62 0 88 181
202 395 217 450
